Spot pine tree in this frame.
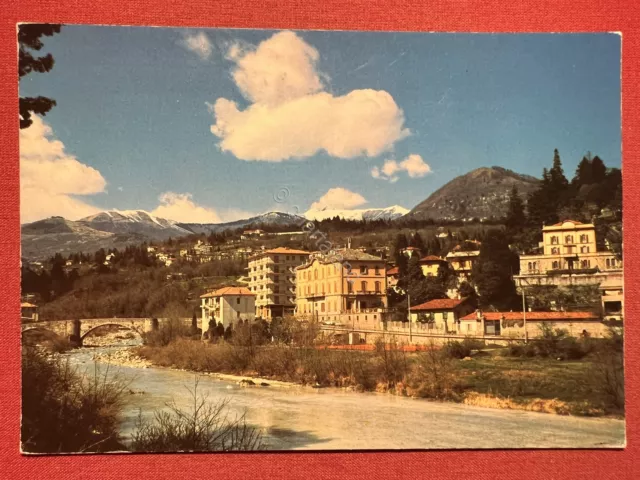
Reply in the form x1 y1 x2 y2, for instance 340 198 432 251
505 186 526 233
472 229 519 310
410 232 425 253
575 154 594 187
591 155 607 183
19 24 61 129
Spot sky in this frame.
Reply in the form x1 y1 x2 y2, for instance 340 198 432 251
19 26 621 224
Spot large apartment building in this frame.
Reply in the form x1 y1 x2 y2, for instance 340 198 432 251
295 249 388 324
247 247 310 318
514 220 623 320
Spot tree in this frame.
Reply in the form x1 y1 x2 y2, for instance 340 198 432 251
574 153 594 187
410 232 425 253
591 156 607 183
19 24 62 129
505 186 526 234
406 256 446 306
472 229 519 310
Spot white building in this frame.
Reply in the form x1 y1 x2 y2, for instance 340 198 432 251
200 286 256 332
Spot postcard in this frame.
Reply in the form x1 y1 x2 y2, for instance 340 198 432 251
19 25 624 453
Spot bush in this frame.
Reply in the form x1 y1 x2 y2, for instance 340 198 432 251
129 380 264 452
407 342 461 400
143 318 191 347
374 336 408 388
442 341 471 359
21 347 128 453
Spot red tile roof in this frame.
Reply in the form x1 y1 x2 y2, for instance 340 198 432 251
419 255 445 263
551 220 584 226
387 266 399 275
264 247 310 255
200 287 254 298
460 311 599 321
412 298 468 311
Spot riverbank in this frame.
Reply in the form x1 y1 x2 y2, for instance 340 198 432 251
130 338 624 418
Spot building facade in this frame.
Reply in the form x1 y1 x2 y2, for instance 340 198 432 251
445 250 480 281
247 247 310 318
200 286 255 332
409 297 475 333
295 249 388 325
459 310 606 338
419 255 447 277
514 221 622 319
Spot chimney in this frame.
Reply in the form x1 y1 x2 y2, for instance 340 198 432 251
475 309 482 320
347 237 352 249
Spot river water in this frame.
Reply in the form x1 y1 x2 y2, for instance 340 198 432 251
65 346 625 451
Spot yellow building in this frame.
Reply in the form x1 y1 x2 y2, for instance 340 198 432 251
418 255 447 277
516 220 621 276
295 249 388 324
445 250 480 281
514 220 623 320
248 247 310 318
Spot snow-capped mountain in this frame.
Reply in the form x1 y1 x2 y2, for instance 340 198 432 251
179 211 306 234
78 210 192 238
304 205 409 222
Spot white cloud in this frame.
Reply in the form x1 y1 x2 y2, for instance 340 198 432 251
151 192 221 223
309 187 367 210
20 116 106 223
209 31 410 162
150 192 255 223
371 154 431 182
179 32 213 60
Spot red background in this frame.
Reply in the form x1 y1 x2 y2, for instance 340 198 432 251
1 1 638 478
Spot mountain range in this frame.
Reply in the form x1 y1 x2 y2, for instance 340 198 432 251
21 166 542 260
304 205 409 222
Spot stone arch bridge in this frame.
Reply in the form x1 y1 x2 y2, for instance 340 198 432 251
21 317 200 347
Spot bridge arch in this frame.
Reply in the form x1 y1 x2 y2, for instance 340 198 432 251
80 323 145 343
22 327 66 343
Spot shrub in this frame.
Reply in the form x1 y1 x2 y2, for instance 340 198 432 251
129 380 264 452
407 342 461 400
442 341 471 359
143 318 191 347
374 336 408 388
21 347 128 453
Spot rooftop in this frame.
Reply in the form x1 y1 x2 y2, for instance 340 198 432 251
200 286 254 298
419 255 446 263
460 311 600 321
412 298 468 311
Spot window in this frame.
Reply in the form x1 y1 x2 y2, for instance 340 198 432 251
361 280 367 292
321 303 325 312
580 234 588 243
565 235 574 244
443 311 449 320
375 281 381 293
374 265 380 275
273 255 279 263
360 265 369 275
580 246 589 253
237 297 241 305
552 261 559 269
551 236 559 245
551 247 559 255
347 281 354 293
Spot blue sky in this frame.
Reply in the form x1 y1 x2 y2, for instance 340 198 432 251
19 26 621 223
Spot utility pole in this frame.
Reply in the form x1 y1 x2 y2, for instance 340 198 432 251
408 291 412 344
522 286 528 344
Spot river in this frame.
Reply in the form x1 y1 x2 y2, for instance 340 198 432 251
65 345 625 451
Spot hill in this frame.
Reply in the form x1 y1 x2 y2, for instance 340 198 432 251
407 166 540 221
